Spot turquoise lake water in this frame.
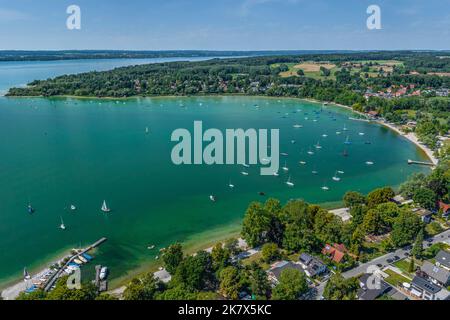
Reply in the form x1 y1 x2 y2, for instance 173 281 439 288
0 59 429 286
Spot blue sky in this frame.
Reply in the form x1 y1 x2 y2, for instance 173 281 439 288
1 0 449 50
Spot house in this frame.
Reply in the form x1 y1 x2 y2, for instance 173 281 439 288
392 194 413 206
421 261 450 287
435 250 450 271
409 276 449 300
438 201 450 218
298 253 328 277
413 208 433 224
367 110 379 118
322 243 349 263
267 261 304 285
357 274 390 300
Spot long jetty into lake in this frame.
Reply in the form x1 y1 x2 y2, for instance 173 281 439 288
407 159 435 167
44 237 107 292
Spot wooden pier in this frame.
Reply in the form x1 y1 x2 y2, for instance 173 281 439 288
407 159 435 167
44 237 107 292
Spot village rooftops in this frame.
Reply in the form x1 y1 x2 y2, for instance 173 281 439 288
421 261 450 286
357 274 390 300
298 253 327 277
436 250 450 270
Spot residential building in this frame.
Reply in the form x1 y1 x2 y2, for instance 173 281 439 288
421 261 450 287
322 243 349 263
409 276 449 300
413 208 433 224
267 261 304 285
298 253 328 277
435 250 450 271
357 274 390 300
438 201 450 218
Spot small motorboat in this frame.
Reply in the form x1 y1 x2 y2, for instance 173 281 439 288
241 171 249 176
299 161 307 165
209 195 216 202
366 161 374 165
147 245 155 250
70 205 76 211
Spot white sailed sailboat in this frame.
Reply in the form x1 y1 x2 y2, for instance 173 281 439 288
286 176 294 187
23 267 31 281
101 200 111 213
60 216 66 230
332 171 341 182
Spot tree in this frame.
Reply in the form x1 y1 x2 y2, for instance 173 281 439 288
297 69 305 76
242 202 272 247
162 243 184 274
323 273 358 300
224 238 240 255
399 173 427 198
261 243 280 263
408 258 416 273
45 276 98 300
211 243 231 271
362 209 381 235
95 293 118 300
343 191 366 208
376 202 401 229
123 273 161 300
391 211 422 247
172 251 214 291
367 187 395 207
411 229 424 258
271 268 308 300
156 284 197 300
413 187 437 210
219 266 243 300
245 263 271 299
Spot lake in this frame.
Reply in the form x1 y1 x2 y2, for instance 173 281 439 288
0 59 429 287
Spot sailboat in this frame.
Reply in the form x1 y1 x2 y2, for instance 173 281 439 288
332 171 341 182
101 200 111 213
336 131 342 135
273 171 279 177
228 180 235 188
342 148 349 157
299 161 307 165
145 127 149 134
23 267 31 281
366 161 374 165
209 195 216 202
293 124 303 128
343 124 348 131
60 216 66 230
286 176 294 187
321 184 330 191
307 148 314 155
282 161 289 172
241 171 249 176
315 142 322 149
337 170 345 174
322 134 328 138
344 136 352 145
70 205 76 211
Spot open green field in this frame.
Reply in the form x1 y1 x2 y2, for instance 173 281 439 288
384 269 411 287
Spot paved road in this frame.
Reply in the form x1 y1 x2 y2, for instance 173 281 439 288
343 229 450 279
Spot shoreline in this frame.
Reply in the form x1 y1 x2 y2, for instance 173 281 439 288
0 95 438 299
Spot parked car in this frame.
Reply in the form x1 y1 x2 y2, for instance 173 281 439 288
387 258 394 264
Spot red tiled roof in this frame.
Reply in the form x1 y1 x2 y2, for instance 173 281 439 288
439 201 450 213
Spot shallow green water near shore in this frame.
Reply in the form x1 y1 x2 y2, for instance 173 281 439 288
0 95 429 286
